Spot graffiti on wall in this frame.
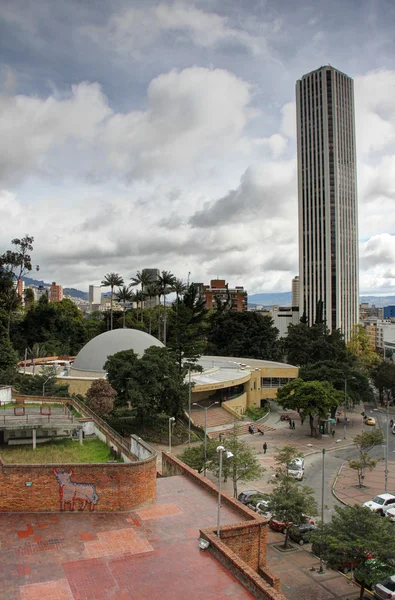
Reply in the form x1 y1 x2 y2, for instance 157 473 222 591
53 469 99 511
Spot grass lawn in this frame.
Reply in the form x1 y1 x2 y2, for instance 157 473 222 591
0 438 123 464
1 402 64 408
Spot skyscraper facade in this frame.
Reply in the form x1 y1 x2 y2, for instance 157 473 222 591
296 65 358 341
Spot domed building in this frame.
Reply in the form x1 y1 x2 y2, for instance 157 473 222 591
58 329 164 394
71 329 164 375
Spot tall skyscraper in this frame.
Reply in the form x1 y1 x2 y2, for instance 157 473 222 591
296 66 358 341
291 275 299 308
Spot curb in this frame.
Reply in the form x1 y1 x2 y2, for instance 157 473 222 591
331 462 348 506
303 442 355 457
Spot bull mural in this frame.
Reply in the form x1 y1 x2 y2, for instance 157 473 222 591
53 469 99 511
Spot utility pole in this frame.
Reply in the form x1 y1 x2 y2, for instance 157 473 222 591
318 448 326 574
385 403 389 493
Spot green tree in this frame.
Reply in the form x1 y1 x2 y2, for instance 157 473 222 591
267 445 317 549
85 379 116 417
144 282 160 335
207 312 280 360
311 505 395 599
101 273 124 331
158 270 176 345
0 310 18 384
210 436 264 498
347 324 381 373
348 430 385 488
114 285 133 328
130 270 154 322
299 360 373 408
178 440 218 474
105 346 188 425
23 287 35 310
276 378 342 437
373 361 395 404
17 365 69 397
0 235 38 336
167 283 208 372
281 322 347 366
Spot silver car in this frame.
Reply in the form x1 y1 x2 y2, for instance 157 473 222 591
374 575 395 599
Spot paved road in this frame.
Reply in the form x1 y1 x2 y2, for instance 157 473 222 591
303 450 346 522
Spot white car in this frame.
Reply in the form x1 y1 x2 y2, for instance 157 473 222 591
374 575 395 599
288 458 305 480
387 507 395 522
363 494 395 516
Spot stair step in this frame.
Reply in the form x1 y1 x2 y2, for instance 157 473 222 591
207 422 275 439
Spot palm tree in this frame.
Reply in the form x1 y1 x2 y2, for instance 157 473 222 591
114 285 133 328
172 278 187 302
158 270 176 345
132 290 144 319
130 270 154 322
144 282 160 335
101 273 124 330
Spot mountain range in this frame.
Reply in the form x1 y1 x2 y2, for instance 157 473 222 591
22 277 395 308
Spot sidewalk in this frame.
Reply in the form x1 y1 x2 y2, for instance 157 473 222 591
333 462 395 505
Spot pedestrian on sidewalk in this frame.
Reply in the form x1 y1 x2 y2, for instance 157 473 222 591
292 420 295 430
263 442 268 454
257 428 264 435
289 419 292 428
301 417 304 425
249 425 254 434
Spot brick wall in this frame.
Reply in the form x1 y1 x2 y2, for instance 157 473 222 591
0 458 157 512
200 530 285 600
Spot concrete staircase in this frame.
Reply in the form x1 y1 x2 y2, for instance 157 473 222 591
191 407 237 429
208 422 275 439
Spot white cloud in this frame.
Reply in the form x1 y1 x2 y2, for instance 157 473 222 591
82 2 266 57
0 67 253 183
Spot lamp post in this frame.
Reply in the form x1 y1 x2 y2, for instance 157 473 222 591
318 448 326 574
168 417 175 453
216 445 234 538
385 403 389 492
188 368 192 446
343 377 355 439
193 401 219 476
42 376 52 397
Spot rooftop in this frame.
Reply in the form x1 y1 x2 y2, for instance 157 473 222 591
1 475 256 600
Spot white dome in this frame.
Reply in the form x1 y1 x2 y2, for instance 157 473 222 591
72 329 164 373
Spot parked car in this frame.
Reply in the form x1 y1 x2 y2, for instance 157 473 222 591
374 575 395 599
246 498 272 520
311 541 366 574
238 490 264 505
364 494 395 516
269 515 315 533
387 507 395 522
287 457 305 480
288 523 316 545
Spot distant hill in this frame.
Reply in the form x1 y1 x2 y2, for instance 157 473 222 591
22 277 88 300
248 292 292 306
249 292 395 308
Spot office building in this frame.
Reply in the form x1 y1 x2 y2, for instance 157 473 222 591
296 65 358 341
291 276 299 308
201 279 248 312
88 284 101 311
49 282 63 303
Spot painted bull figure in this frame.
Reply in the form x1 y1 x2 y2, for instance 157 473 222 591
53 469 99 511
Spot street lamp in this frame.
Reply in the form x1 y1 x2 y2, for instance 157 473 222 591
42 376 52 397
343 377 356 439
168 417 175 453
193 401 219 476
318 448 326 574
188 368 192 446
216 445 234 538
385 403 389 492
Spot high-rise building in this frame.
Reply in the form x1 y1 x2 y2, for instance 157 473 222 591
89 285 102 308
296 65 358 341
291 276 299 308
49 282 63 303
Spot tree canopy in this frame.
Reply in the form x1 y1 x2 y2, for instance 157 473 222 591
207 312 280 360
276 378 342 437
281 322 347 366
311 505 395 599
105 346 188 425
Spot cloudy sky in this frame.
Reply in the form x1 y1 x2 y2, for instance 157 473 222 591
1 0 395 295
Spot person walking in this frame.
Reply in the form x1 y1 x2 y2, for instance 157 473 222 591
292 420 296 430
263 442 267 454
